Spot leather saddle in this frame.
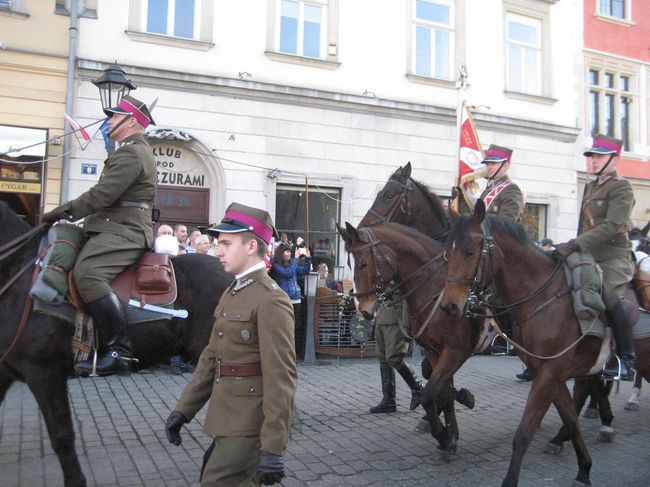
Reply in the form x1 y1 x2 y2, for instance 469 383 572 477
67 252 177 312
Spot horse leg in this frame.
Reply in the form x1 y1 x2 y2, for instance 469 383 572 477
502 375 562 487
24 368 86 487
545 378 591 455
552 383 592 486
583 393 599 419
595 379 615 442
624 372 642 411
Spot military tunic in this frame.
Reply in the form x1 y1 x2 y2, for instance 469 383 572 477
71 133 157 302
374 302 409 368
575 172 635 309
479 176 524 222
175 268 298 486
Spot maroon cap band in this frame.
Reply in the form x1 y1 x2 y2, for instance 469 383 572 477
225 209 273 244
590 138 621 156
119 98 151 128
485 149 511 162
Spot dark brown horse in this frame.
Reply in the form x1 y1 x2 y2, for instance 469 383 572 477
338 221 484 460
440 200 622 487
0 202 233 486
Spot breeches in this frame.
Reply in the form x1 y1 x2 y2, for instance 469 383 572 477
74 233 144 302
598 257 635 309
201 436 260 487
375 323 409 367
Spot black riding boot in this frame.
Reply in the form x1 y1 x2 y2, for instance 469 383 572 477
369 364 396 413
602 298 636 381
75 292 135 376
395 362 423 410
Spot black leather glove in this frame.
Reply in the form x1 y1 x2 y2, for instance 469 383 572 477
553 240 579 260
451 186 461 200
258 452 285 485
41 202 72 223
165 411 187 446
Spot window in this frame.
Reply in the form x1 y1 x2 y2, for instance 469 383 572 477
277 0 326 59
598 0 627 20
275 185 341 269
412 0 454 80
588 65 634 151
0 0 27 15
506 13 541 96
55 0 98 18
146 0 197 39
0 0 13 10
521 203 547 243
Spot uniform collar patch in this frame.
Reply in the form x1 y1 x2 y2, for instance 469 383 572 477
232 277 254 293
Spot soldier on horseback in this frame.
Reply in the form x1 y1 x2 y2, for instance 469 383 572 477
41 95 157 376
554 134 637 380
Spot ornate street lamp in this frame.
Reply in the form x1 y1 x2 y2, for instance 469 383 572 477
92 62 136 114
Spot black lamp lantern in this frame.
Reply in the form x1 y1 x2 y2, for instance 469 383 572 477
92 62 136 114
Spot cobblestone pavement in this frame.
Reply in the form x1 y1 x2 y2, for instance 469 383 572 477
1 355 649 486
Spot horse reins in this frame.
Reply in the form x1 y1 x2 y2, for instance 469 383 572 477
446 221 596 360
367 179 414 224
0 223 48 367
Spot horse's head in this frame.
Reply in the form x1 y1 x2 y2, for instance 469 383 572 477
441 200 502 319
360 162 413 227
337 222 399 320
0 201 32 245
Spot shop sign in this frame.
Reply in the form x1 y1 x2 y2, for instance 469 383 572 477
153 144 208 188
0 180 41 194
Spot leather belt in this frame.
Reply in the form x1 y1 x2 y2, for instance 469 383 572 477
216 361 263 378
114 200 153 209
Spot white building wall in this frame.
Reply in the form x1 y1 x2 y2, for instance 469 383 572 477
68 0 585 251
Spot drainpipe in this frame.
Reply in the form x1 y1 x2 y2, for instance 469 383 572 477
61 0 79 202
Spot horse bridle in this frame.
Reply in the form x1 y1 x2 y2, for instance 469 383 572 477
349 227 445 306
445 222 496 308
367 178 414 224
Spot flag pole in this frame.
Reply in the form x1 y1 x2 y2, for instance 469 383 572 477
452 65 468 213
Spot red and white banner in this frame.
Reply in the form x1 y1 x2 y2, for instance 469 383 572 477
64 112 91 148
457 106 485 209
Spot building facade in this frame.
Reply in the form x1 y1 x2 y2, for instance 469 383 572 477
583 0 650 226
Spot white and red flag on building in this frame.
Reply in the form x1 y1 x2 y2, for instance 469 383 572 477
64 112 92 149
456 104 485 210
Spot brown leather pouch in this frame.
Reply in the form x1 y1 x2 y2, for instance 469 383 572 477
635 268 650 311
136 253 172 293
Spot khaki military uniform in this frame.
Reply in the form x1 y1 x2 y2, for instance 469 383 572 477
175 268 298 486
479 176 524 222
575 172 635 308
71 134 157 302
375 303 409 367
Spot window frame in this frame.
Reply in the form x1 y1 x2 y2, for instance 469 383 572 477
410 0 455 81
505 12 542 96
586 61 636 152
143 0 201 40
266 0 340 69
54 0 98 19
596 0 632 23
276 0 327 59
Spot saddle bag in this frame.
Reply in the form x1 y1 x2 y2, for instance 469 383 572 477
565 251 606 320
634 255 650 311
135 252 173 293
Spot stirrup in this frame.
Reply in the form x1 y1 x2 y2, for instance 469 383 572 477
490 335 512 356
601 355 634 382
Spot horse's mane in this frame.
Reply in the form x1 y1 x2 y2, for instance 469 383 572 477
448 214 532 248
409 178 448 227
374 221 443 253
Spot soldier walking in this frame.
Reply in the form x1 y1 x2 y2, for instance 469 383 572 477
165 203 298 486
42 95 157 376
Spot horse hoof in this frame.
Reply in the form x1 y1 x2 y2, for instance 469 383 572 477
544 442 563 455
415 418 431 433
457 388 475 409
596 426 615 443
624 401 640 411
582 408 598 419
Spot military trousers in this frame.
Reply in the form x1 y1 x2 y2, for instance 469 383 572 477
73 232 145 302
597 256 635 309
200 435 261 487
375 323 410 368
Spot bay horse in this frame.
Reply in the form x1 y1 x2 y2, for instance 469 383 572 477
338 221 484 460
0 202 233 486
439 199 642 487
358 162 475 438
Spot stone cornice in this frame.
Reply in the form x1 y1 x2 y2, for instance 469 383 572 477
78 59 579 142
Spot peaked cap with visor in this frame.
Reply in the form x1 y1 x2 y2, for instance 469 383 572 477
104 95 155 129
207 202 279 245
481 144 513 164
583 134 623 157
